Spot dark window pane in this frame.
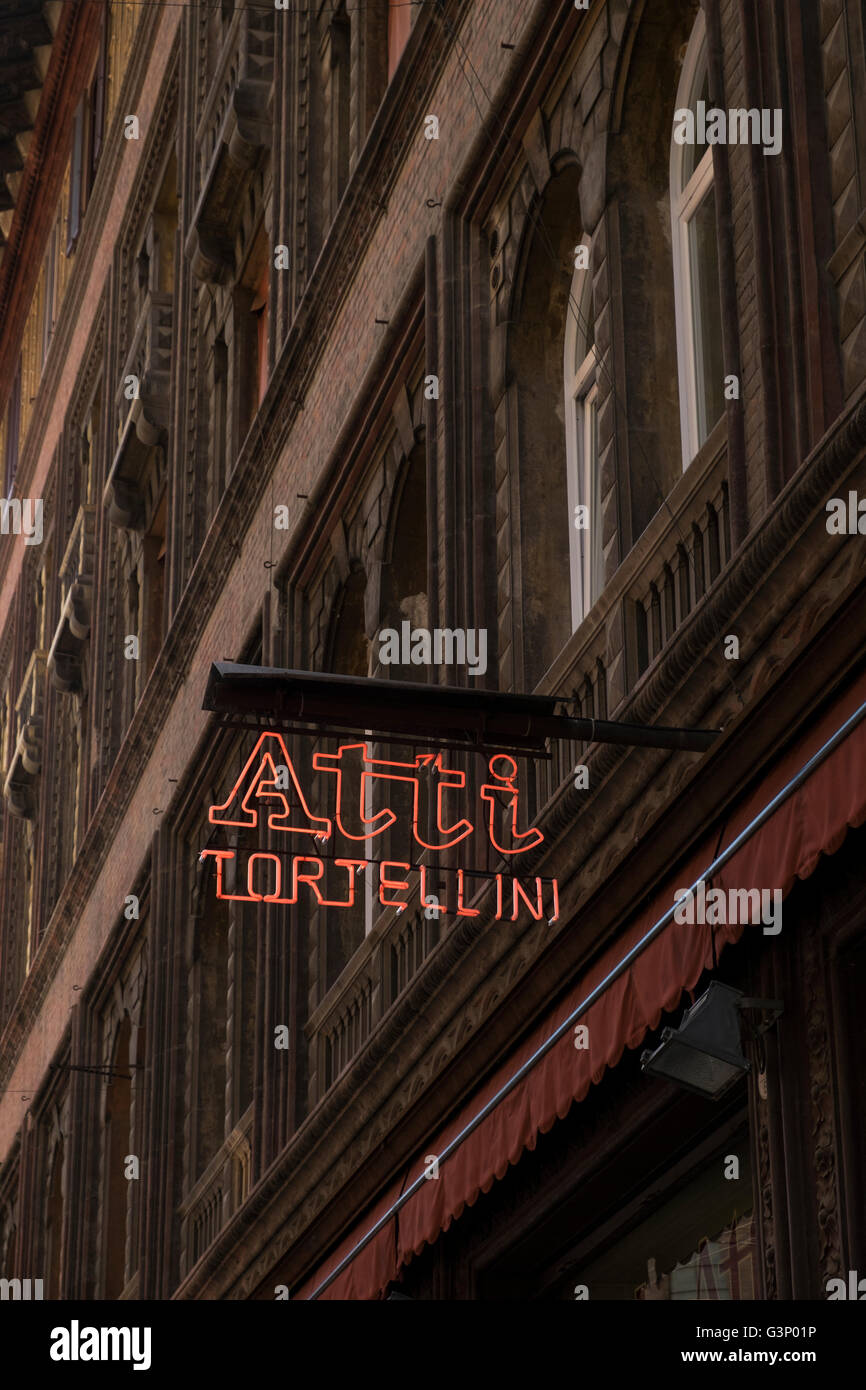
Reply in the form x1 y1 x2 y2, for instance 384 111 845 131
689 185 725 444
683 60 710 183
67 104 84 254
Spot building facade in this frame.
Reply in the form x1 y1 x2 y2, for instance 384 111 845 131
0 0 864 1300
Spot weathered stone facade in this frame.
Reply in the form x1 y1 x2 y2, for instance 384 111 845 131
0 0 864 1300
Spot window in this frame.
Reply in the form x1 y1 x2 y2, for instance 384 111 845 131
67 12 109 258
3 360 22 497
236 224 270 437
670 10 725 466
141 493 167 679
89 6 108 184
571 1140 756 1300
67 102 85 254
564 238 603 628
509 163 581 686
252 262 270 407
212 335 228 512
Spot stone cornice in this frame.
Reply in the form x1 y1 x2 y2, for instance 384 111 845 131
172 389 866 1301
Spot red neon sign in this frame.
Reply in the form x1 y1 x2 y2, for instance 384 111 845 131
202 737 558 921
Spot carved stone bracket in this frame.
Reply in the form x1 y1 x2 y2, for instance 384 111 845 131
47 505 95 693
186 0 274 286
104 423 166 531
3 651 47 819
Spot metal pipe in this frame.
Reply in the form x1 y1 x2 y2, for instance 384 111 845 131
305 693 866 1298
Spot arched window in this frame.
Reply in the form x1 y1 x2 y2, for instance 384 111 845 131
671 10 725 466
564 237 602 628
508 163 580 687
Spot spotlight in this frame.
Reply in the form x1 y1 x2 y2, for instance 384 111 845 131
640 983 781 1101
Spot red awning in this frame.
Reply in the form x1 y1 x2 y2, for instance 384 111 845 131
297 669 866 1299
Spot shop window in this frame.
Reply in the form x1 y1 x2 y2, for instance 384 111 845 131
671 9 725 466
562 1134 755 1300
564 236 602 628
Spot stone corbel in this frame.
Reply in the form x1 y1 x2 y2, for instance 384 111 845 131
3 717 43 819
185 222 235 285
185 81 272 284
227 80 272 166
47 580 93 694
104 406 166 530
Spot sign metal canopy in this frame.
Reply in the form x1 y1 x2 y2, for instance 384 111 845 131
202 662 719 756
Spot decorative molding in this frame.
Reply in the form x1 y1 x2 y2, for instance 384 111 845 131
802 920 843 1284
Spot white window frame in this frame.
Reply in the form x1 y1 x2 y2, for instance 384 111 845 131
670 8 719 469
564 234 601 630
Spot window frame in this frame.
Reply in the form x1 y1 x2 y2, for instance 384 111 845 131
3 360 22 497
67 101 85 256
670 9 723 469
563 235 601 630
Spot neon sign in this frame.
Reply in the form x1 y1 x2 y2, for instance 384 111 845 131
200 735 559 922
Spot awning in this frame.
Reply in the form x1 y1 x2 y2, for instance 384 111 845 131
295 668 866 1299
